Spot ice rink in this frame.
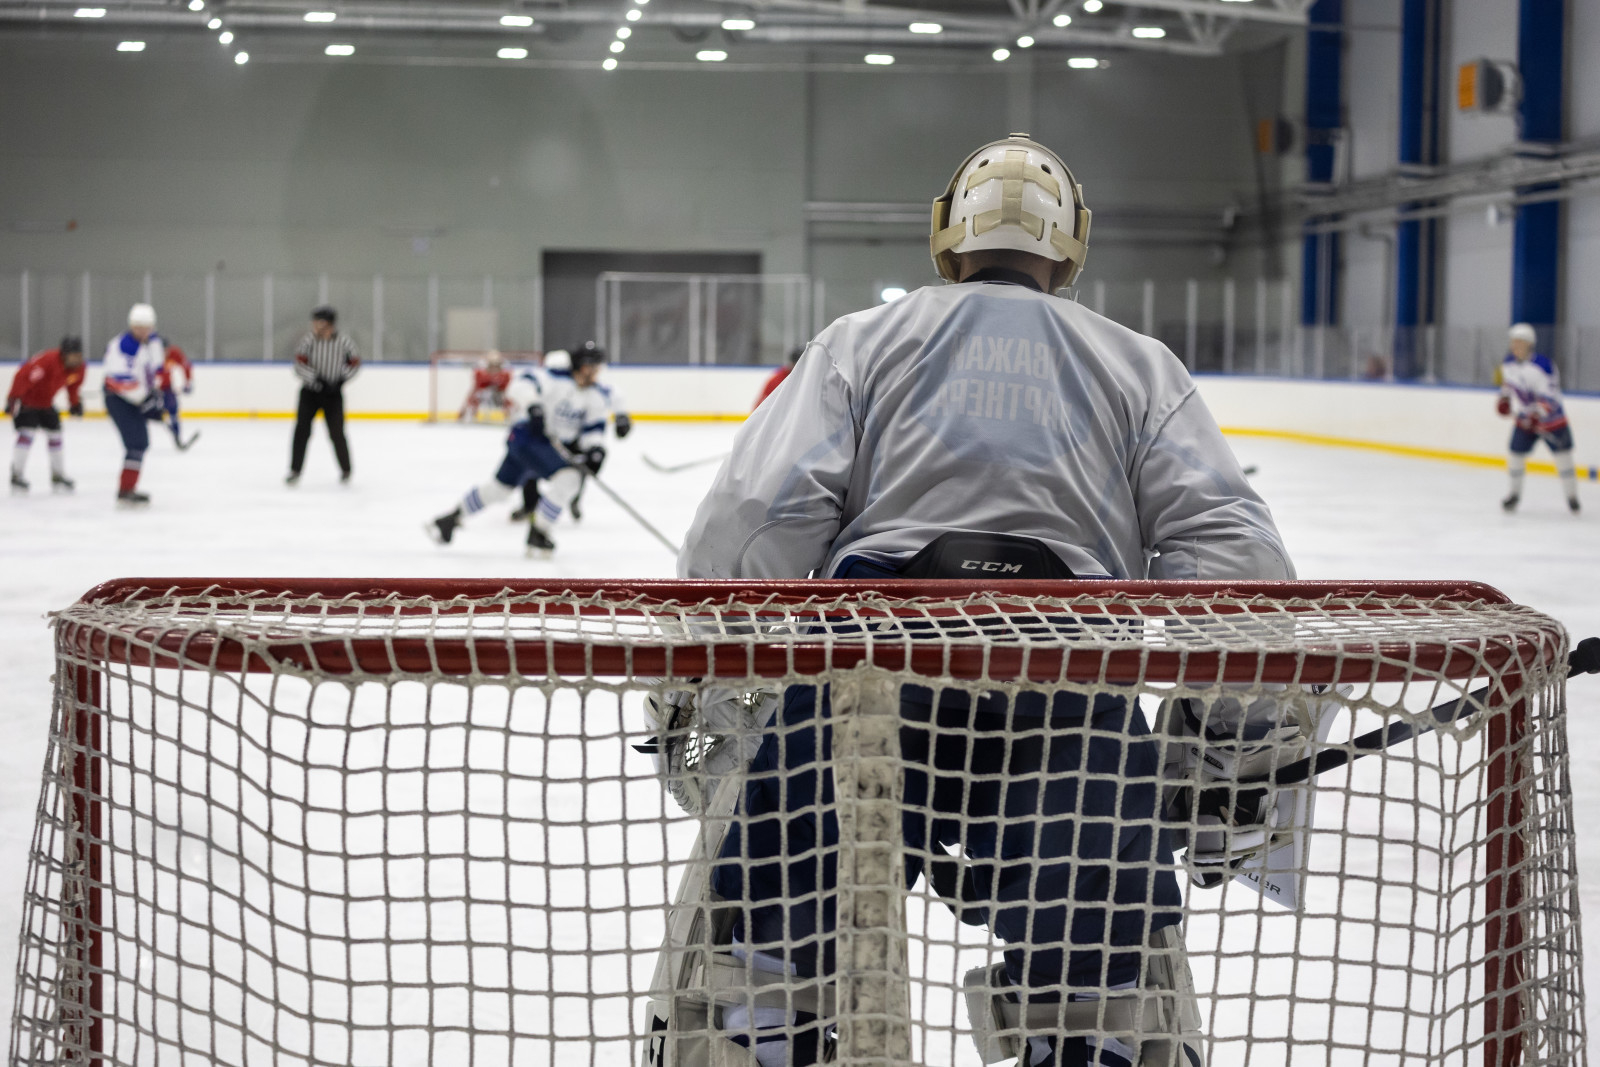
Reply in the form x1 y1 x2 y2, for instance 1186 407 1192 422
2 413 1597 1049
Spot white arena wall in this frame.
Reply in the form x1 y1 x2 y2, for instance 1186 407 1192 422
4 361 1597 478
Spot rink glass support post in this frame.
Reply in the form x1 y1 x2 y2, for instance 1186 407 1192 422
1484 669 1529 1067
831 667 912 1066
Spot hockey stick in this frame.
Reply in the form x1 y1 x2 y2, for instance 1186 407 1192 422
1192 636 1600 822
644 452 730 474
554 442 682 555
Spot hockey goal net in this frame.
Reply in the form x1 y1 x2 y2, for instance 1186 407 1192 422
10 578 1586 1066
426 350 544 424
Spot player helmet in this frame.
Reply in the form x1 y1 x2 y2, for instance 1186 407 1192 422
59 335 83 356
930 132 1092 291
128 303 157 328
570 341 607 369
1508 323 1537 344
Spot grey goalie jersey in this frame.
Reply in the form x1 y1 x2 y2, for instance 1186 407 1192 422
679 279 1294 582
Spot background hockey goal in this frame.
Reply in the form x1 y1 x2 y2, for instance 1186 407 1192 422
426 350 544 423
9 578 1587 1066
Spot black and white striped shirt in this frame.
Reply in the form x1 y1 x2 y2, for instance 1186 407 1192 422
293 332 361 387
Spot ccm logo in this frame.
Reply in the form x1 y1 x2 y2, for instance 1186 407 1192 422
960 560 1023 573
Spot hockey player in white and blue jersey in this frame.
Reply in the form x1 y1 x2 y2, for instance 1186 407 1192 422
102 303 170 507
427 341 615 555
511 346 632 523
1498 322 1580 514
647 135 1296 1067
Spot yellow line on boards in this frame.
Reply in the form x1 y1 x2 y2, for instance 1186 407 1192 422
1218 426 1593 479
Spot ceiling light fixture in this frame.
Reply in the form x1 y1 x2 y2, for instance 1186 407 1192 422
1052 13 1071 26
626 8 641 19
1068 56 1099 68
325 43 354 55
864 53 894 64
303 11 337 23
609 40 625 52
1082 0 1103 11
908 21 941 33
498 46 528 58
117 40 145 51
219 30 233 43
207 16 221 28
616 26 631 38
74 7 106 17
697 49 727 61
1016 34 1034 47
501 14 534 26
992 47 1010 61
234 50 249 64
721 18 754 30
603 57 618 69
188 0 205 10
880 286 908 302
1131 25 1165 37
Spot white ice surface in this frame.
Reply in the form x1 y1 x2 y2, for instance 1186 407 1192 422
2 415 1597 1053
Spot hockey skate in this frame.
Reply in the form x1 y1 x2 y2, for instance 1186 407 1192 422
10 472 27 493
429 508 462 545
1502 493 1520 513
340 470 352 485
1570 496 1582 515
116 489 151 508
525 523 556 558
509 506 532 522
51 473 75 492
285 471 301 486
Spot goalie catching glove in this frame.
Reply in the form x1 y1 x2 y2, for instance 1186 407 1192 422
1160 685 1343 892
639 684 782 815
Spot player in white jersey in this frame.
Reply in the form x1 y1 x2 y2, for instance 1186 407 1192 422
427 341 615 555
102 303 170 507
509 347 633 522
649 135 1295 1067
1497 323 1580 514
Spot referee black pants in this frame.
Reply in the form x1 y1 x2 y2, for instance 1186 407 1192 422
289 384 351 475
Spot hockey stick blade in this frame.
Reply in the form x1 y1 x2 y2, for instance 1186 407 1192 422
643 452 730 474
1194 636 1600 823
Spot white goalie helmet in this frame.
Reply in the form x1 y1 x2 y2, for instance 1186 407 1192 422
930 132 1092 291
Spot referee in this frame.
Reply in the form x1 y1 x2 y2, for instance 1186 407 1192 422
287 305 360 485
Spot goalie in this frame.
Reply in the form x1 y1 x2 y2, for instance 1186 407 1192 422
645 134 1299 1067
458 350 514 422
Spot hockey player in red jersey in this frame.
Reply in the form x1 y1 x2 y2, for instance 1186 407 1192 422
459 351 514 422
7 336 86 493
753 346 802 409
155 343 200 450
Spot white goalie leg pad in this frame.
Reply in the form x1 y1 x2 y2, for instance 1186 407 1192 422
964 925 1203 1067
643 769 833 1067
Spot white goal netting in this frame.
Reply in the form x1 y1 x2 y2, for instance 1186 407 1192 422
9 579 1586 1067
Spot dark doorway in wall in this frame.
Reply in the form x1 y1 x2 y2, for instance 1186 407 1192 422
542 250 762 364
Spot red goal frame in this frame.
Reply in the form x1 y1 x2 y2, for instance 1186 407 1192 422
426 349 544 423
51 577 1553 1067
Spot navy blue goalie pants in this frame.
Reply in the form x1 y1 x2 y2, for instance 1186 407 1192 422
710 682 1183 992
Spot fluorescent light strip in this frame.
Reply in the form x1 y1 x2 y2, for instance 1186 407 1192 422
864 53 894 65
303 11 336 22
501 14 534 26
498 46 528 59
117 40 145 51
696 49 727 61
721 18 754 30
908 21 941 32
1067 56 1099 68
74 7 106 17
1131 25 1165 37
325 43 354 55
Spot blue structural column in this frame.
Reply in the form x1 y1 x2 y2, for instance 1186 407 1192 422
1511 0 1565 333
1301 0 1343 330
1393 0 1440 380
